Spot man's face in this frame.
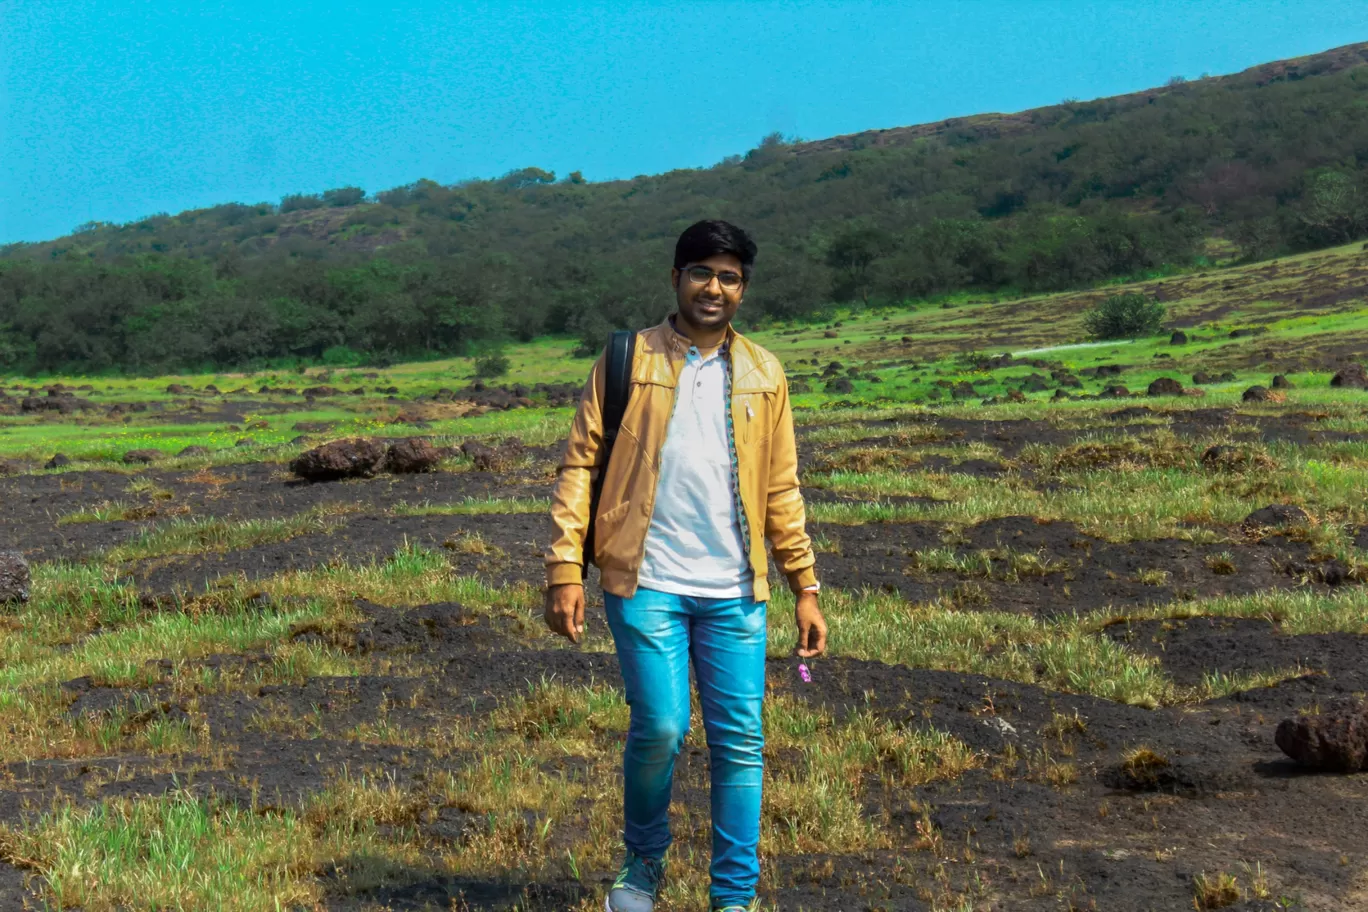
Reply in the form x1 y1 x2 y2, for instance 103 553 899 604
672 253 745 333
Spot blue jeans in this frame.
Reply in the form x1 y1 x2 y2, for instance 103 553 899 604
604 586 767 908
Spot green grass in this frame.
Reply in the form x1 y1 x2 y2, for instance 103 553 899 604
0 792 319 911
99 505 355 562
393 495 552 516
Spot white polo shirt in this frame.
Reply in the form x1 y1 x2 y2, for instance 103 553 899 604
636 344 754 599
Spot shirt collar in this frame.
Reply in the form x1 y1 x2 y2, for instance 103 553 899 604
667 313 734 357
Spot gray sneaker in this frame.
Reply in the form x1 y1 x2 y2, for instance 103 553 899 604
605 850 664 912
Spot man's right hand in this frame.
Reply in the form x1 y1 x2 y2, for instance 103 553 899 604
543 583 586 643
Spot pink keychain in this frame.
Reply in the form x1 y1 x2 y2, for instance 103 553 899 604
798 662 812 684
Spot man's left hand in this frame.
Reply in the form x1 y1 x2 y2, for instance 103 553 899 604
794 591 827 658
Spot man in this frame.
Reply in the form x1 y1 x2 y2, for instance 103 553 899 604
544 219 827 912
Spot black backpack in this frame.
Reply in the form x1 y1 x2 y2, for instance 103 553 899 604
585 330 636 567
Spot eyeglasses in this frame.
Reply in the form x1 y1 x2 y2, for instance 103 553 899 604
682 265 744 291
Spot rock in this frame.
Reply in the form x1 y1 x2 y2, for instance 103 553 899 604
385 437 442 474
122 449 164 464
289 438 388 481
177 446 210 458
0 460 19 476
1242 385 1271 402
1276 699 1368 772
1099 385 1130 399
950 381 976 400
301 386 342 398
460 439 524 472
789 379 811 394
0 552 30 606
1243 504 1310 529
822 330 839 338
1200 445 1241 468
1147 377 1184 397
1192 371 1214 385
234 438 255 448
44 453 71 470
1271 374 1292 389
1331 364 1368 389
289 435 311 446
292 421 335 433
825 378 855 394
1052 389 1070 401
1169 330 1188 345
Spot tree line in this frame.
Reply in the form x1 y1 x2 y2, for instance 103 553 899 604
2 48 1367 374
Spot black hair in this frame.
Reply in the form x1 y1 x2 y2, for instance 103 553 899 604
673 219 758 283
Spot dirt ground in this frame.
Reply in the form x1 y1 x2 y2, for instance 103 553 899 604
0 408 1364 911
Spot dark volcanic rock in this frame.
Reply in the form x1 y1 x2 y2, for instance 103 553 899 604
1271 374 1292 389
122 449 164 464
385 438 442 474
1276 699 1368 772
1147 377 1183 397
44 453 71 470
460 439 525 473
0 551 30 606
1242 385 1271 402
950 381 976 400
165 384 192 395
289 438 388 481
177 446 210 458
1331 363 1368 389
0 460 19 476
301 386 342 398
1169 330 1188 345
1099 385 1130 399
825 377 854 394
1192 371 1214 385
1243 504 1310 529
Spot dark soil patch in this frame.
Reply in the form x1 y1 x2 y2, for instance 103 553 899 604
1104 617 1368 691
810 516 1330 618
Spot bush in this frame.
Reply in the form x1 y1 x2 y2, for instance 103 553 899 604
474 352 511 378
1084 293 1166 340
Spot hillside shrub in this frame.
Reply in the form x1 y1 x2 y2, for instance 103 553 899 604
1084 293 1167 340
474 352 511 378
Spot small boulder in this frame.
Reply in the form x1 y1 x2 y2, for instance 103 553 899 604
1271 374 1292 389
234 438 255 448
122 449 164 465
1169 330 1188 345
1147 377 1184 397
44 453 71 470
177 446 210 458
1276 699 1368 772
165 383 192 395
289 438 388 481
0 460 19 476
1242 385 1271 402
825 378 855 394
1191 371 1214 385
385 438 442 474
1243 504 1310 529
1331 364 1368 389
460 439 524 473
1099 385 1130 399
822 330 839 339
0 551 30 606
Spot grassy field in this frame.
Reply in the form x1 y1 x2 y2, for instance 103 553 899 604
1 242 1367 910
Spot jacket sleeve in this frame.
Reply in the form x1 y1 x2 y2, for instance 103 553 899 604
545 353 607 587
764 369 819 593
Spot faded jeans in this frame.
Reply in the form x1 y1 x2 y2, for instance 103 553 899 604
604 586 767 908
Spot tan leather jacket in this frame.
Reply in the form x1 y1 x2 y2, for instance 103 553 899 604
546 317 817 602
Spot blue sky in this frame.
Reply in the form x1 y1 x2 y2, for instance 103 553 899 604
3 0 1367 244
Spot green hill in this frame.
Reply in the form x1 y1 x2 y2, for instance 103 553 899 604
3 41 1368 374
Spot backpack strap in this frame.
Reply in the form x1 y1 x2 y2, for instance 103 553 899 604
585 330 636 568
